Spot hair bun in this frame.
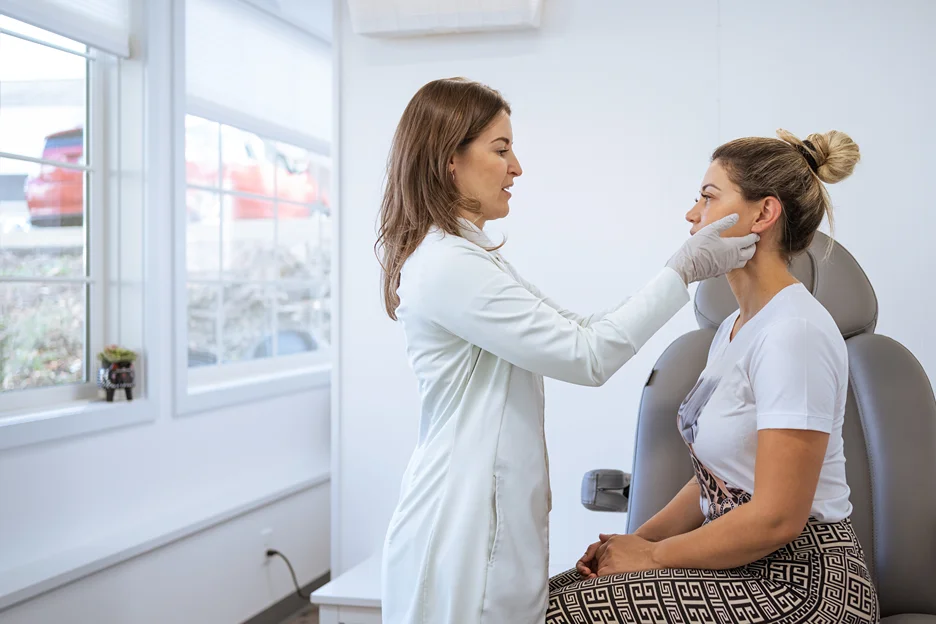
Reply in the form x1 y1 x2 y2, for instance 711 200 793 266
776 129 860 184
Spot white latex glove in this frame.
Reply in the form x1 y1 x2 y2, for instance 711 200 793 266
665 214 760 285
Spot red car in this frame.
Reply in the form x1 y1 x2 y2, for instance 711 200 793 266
24 128 84 227
184 118 323 220
25 125 324 226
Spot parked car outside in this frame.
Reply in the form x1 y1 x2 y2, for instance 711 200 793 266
25 125 323 226
23 128 83 227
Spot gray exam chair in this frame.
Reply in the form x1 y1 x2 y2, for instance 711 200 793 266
582 232 936 623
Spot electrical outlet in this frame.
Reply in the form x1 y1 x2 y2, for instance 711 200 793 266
261 528 273 565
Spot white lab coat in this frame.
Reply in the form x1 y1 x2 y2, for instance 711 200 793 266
381 219 689 624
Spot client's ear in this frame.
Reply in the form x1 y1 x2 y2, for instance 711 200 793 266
751 197 783 235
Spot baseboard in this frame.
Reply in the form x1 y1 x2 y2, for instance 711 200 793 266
242 572 331 624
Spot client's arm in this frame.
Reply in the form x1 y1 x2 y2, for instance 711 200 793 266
633 477 706 542
596 428 828 575
650 428 828 569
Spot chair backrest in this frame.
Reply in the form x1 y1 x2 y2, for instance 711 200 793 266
625 232 936 618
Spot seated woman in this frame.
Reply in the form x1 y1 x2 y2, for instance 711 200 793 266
547 129 878 623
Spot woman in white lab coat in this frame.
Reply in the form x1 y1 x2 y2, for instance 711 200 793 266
376 78 759 624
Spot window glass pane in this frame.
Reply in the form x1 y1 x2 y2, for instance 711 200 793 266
185 115 220 189
0 34 87 165
273 141 316 203
221 195 275 280
220 124 271 196
312 210 331 347
0 158 86 279
275 286 317 356
314 158 331 209
222 283 271 363
313 282 330 347
316 209 332 287
278 208 330 284
187 283 218 367
277 202 315 280
0 281 85 391
186 189 220 279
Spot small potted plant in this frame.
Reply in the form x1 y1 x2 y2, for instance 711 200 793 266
97 345 137 402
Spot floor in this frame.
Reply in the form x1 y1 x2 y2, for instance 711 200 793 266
279 605 318 624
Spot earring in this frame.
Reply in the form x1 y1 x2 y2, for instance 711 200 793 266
450 170 456 183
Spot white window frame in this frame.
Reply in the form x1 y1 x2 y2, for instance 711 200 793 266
0 35 104 414
172 4 332 417
0 12 157 449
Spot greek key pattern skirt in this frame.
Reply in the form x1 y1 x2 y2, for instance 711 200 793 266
546 455 878 623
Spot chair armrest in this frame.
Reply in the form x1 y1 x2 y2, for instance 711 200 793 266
581 469 630 512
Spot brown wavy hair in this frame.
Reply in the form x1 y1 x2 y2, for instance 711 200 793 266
376 78 511 320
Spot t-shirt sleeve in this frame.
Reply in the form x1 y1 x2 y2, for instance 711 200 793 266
749 318 845 434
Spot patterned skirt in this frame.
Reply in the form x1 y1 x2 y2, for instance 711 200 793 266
546 455 879 623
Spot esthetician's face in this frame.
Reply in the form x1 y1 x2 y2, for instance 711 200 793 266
450 111 523 228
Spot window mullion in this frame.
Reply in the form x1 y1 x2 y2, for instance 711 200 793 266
115 58 123 345
215 125 224 366
88 51 107 387
272 153 279 358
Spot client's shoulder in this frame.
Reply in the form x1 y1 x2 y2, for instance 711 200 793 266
759 285 846 352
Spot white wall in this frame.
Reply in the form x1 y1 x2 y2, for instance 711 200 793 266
0 475 329 624
336 0 936 576
0 391 330 577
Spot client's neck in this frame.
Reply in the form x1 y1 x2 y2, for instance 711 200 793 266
726 248 798 330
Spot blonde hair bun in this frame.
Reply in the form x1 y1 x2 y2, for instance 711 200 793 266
776 129 860 185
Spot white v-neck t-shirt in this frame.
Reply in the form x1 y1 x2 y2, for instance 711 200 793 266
689 283 852 522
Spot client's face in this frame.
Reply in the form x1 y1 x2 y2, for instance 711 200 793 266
686 161 758 237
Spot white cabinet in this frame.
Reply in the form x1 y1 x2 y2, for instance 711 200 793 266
311 555 382 624
318 605 381 624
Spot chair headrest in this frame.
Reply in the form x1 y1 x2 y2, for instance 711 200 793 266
694 232 878 339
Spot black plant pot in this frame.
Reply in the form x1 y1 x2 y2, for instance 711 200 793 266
98 359 135 402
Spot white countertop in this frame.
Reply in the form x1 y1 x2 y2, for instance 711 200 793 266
310 554 381 608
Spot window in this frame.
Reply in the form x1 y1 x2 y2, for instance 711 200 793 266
181 0 332 398
0 2 145 427
0 17 104 411
184 115 332 383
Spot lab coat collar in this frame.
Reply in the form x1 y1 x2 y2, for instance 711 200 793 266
456 216 496 250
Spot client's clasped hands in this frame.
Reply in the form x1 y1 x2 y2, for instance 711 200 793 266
576 533 663 578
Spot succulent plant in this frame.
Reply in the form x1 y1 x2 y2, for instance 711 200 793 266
98 345 137 363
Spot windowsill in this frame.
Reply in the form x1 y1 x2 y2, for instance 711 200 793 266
0 398 157 451
177 363 332 417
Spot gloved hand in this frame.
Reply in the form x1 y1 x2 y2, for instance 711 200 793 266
665 214 759 285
